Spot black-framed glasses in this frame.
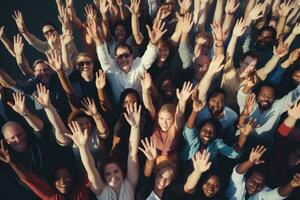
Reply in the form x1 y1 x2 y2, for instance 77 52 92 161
77 60 93 67
116 53 131 59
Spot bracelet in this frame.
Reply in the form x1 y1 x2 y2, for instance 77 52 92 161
215 42 224 47
150 41 158 46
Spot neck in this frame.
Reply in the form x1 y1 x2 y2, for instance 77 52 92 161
153 187 164 198
82 73 93 82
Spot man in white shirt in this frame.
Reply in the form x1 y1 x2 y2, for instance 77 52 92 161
226 145 300 200
85 16 166 103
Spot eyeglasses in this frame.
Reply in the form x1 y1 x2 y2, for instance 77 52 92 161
77 60 93 67
116 53 131 59
43 29 56 36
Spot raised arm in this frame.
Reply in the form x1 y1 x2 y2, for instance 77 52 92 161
116 0 128 21
35 84 71 145
127 0 144 45
66 121 106 195
235 118 256 153
284 23 300 47
139 137 157 177
141 72 156 119
80 97 109 139
175 81 194 130
178 0 192 15
211 23 225 56
95 69 112 113
222 0 240 40
195 0 210 32
66 0 84 30
7 92 44 132
58 5 73 34
187 95 205 129
278 173 300 197
124 103 141 186
184 150 211 193
98 0 111 41
60 30 74 72
197 54 225 102
178 12 193 48
276 0 294 38
0 26 15 57
236 145 266 174
213 0 224 25
13 34 34 77
281 48 300 69
281 100 300 130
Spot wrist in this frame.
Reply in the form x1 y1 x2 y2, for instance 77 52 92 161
20 109 28 117
214 41 224 47
150 40 158 46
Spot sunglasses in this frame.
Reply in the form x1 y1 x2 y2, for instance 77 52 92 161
77 60 93 67
116 53 131 59
43 29 56 35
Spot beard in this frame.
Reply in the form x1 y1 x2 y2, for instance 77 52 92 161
258 101 272 110
256 40 274 51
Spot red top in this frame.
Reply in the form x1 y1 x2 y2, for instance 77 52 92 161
20 171 90 200
277 122 293 137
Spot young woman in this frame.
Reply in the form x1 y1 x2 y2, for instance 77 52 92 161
66 103 141 200
0 141 90 200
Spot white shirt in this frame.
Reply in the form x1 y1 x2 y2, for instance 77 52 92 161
96 42 157 103
97 179 135 200
146 191 161 200
226 166 287 200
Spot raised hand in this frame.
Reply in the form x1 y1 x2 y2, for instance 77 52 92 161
85 4 97 22
139 137 157 161
35 83 51 108
232 18 246 37
99 0 109 15
124 103 142 127
211 22 225 42
66 121 89 147
176 81 194 103
85 17 102 43
12 10 27 33
278 0 294 17
116 0 123 7
207 54 225 75
287 99 300 120
66 0 73 7
147 19 167 45
80 97 98 116
239 118 256 137
273 39 289 58
290 173 300 187
0 140 11 164
46 33 59 49
58 5 71 30
95 69 106 90
249 145 266 165
225 0 240 15
60 29 73 45
13 34 24 56
248 3 264 21
192 149 212 173
287 48 300 65
192 96 205 112
242 93 256 116
181 13 193 34
45 49 62 72
0 26 5 38
292 23 300 35
140 72 152 91
155 4 172 20
7 92 27 116
178 0 192 14
126 0 140 15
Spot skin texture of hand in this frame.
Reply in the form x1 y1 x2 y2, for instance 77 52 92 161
13 34 24 56
176 81 194 103
242 93 256 116
45 49 62 71
0 26 5 38
95 69 106 90
287 99 300 120
66 121 89 147
287 48 300 64
273 39 289 58
232 18 246 37
292 23 300 35
126 0 140 15
192 149 212 173
225 0 240 15
290 173 300 187
178 0 192 14
0 140 11 164
192 95 205 112
46 33 59 49
35 83 51 108
211 22 225 42
156 4 172 20
12 10 26 33
139 137 157 161
239 118 256 137
124 102 142 127
146 18 167 45
249 3 264 21
116 0 123 7
7 92 27 116
249 145 266 165
85 4 97 21
60 29 73 45
278 0 294 17
140 72 152 91
80 97 98 116
181 13 193 34
207 54 225 75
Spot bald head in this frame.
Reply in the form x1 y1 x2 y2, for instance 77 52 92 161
2 121 27 152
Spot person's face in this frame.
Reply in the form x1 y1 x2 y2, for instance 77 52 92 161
157 43 170 62
257 86 275 110
54 168 73 194
155 167 174 190
115 46 133 73
76 117 92 135
123 93 138 108
158 110 174 132
34 62 53 83
246 172 265 195
4 124 28 152
115 25 127 42
202 175 220 198
194 37 210 56
292 70 300 85
193 55 210 81
199 122 215 145
159 79 176 101
208 93 225 117
256 30 275 50
104 163 124 189
42 25 58 39
76 56 94 77
288 148 300 166
239 56 258 78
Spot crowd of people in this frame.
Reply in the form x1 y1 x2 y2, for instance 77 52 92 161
0 0 300 199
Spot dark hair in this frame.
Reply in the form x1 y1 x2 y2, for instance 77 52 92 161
42 21 59 32
197 118 223 139
114 42 133 56
49 164 76 187
67 110 92 124
207 88 227 102
245 164 268 181
99 156 126 182
239 51 259 63
253 82 276 97
256 26 277 40
118 88 142 111
32 59 49 70
195 32 213 49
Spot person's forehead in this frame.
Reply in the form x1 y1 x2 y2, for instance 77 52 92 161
42 25 55 31
116 47 130 55
195 56 210 65
259 86 274 94
3 124 24 138
77 56 93 62
250 171 265 182
35 62 49 70
115 25 125 31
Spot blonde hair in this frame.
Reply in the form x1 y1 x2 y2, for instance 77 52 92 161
158 104 176 118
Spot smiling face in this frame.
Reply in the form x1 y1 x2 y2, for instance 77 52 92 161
75 117 92 135
157 42 170 62
54 168 73 194
208 93 225 117
115 25 127 42
256 30 275 50
238 56 258 78
76 55 94 77
3 122 28 152
202 175 220 198
34 62 53 83
199 121 216 145
115 46 133 73
104 163 124 189
158 110 174 132
123 93 138 109
155 167 174 190
193 55 210 81
256 86 275 111
42 24 58 40
246 171 265 195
